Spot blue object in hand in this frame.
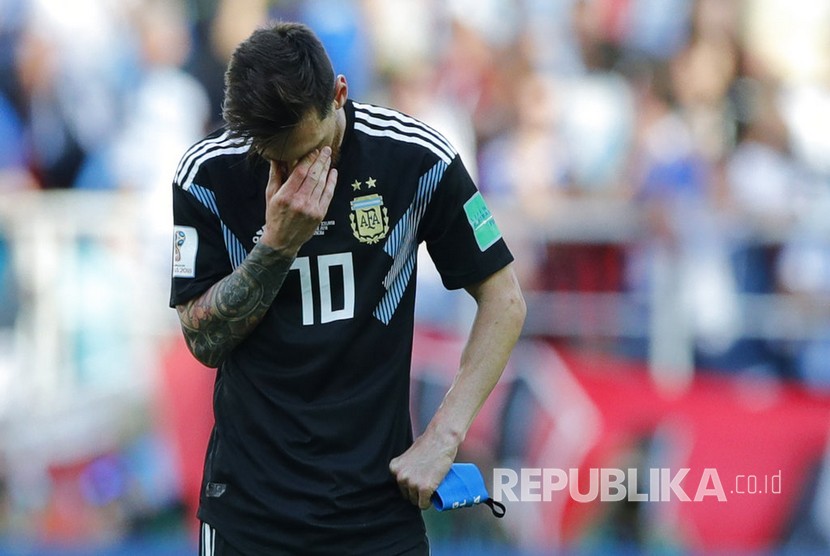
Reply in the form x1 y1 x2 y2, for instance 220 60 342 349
431 463 506 517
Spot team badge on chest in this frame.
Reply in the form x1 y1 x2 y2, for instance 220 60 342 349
349 178 389 244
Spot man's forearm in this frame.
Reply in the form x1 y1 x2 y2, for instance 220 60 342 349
428 265 526 444
176 242 295 367
389 264 525 508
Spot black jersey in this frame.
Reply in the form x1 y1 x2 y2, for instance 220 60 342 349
170 100 513 555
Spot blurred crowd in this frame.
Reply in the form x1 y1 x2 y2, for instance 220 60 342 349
1 0 830 384
1 0 830 551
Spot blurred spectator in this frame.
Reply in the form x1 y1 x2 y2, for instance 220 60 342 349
478 71 565 218
477 70 566 293
620 0 695 61
193 0 268 129
75 0 210 193
67 0 211 318
0 91 35 190
12 20 87 189
671 0 740 163
724 78 802 231
0 230 19 330
777 190 830 388
362 0 439 77
622 56 741 372
2 0 830 552
10 0 136 189
296 0 374 99
554 0 636 194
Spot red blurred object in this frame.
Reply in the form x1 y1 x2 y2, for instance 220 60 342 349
158 328 830 551
156 336 215 538
410 328 830 552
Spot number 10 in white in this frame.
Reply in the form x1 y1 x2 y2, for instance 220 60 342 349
290 252 355 325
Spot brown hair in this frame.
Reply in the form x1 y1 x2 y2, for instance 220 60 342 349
222 22 335 151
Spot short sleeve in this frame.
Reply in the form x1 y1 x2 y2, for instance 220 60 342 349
420 156 513 290
169 182 233 307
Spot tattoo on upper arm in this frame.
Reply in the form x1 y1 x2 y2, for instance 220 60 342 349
177 244 294 367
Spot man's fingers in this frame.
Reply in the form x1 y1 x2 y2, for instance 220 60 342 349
317 168 338 208
293 147 327 186
277 149 318 196
408 486 420 507
304 146 331 193
397 483 409 502
390 462 434 509
265 160 284 200
276 146 331 198
403 484 432 509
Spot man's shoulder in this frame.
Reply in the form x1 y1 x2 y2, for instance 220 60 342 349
173 127 253 191
350 100 458 166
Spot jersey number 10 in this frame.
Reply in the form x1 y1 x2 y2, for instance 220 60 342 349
290 252 355 325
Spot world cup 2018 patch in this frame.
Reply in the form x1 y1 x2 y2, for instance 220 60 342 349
172 226 198 278
463 192 502 251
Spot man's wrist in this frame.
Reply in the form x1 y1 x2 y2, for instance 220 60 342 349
424 419 466 454
251 239 299 265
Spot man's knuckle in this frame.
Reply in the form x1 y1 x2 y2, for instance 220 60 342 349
289 197 308 212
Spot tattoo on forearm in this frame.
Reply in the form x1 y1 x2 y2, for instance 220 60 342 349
177 243 294 367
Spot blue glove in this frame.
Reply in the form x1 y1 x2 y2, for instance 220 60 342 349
431 463 506 518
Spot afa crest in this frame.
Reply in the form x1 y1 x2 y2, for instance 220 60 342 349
350 193 389 244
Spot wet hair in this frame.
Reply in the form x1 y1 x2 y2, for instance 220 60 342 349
222 22 335 151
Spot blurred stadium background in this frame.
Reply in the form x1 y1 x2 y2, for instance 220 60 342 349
1 0 830 554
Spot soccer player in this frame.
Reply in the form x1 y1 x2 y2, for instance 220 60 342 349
170 21 525 555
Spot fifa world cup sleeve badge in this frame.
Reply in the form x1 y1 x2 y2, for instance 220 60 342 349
172 226 198 278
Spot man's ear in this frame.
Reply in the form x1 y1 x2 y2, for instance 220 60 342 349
333 75 348 109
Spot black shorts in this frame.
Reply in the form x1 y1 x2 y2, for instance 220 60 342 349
198 522 430 555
